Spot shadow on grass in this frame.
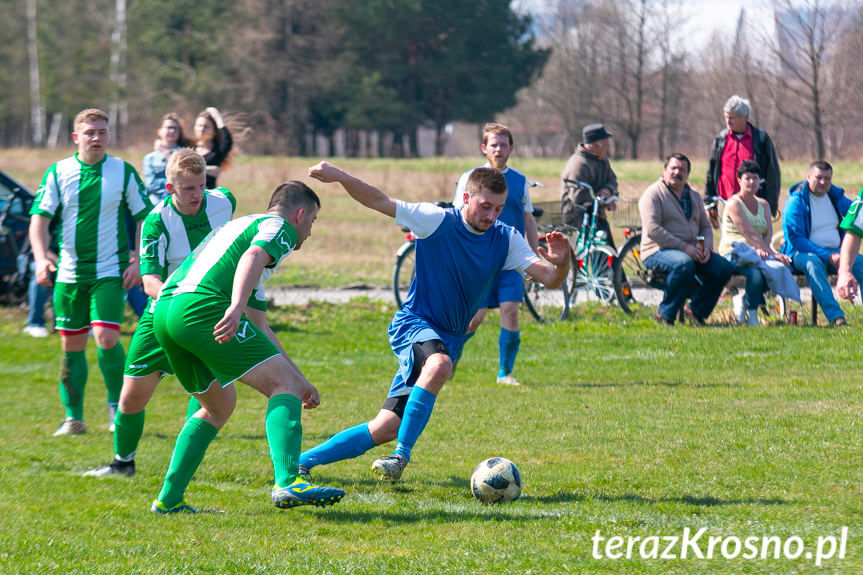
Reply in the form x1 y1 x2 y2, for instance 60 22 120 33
529 491 789 507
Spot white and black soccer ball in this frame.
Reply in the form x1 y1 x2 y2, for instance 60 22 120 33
470 457 522 504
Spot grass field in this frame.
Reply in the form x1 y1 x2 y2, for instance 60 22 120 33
1 298 861 574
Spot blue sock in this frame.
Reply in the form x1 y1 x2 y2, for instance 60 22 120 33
299 423 376 469
394 386 437 462
498 328 521 377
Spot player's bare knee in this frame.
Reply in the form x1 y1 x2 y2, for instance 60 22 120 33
422 354 453 386
93 329 119 349
368 410 400 444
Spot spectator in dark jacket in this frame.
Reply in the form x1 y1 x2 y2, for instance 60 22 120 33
705 95 781 220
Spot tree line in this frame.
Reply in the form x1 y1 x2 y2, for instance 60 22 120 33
1 0 860 160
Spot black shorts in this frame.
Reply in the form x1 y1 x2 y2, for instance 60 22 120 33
381 339 448 418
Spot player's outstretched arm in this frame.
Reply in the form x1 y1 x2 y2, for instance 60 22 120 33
526 231 571 289
308 161 397 218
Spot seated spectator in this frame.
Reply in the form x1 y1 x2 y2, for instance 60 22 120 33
782 160 863 326
638 153 733 325
717 160 793 325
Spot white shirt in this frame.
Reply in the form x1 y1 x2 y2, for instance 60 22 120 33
808 193 840 249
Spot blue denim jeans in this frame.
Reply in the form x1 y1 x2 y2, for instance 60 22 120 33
792 251 863 322
643 249 733 323
725 259 767 309
19 256 51 327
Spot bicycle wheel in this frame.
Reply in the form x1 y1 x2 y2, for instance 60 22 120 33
569 244 617 305
523 238 570 322
613 233 653 314
392 241 415 308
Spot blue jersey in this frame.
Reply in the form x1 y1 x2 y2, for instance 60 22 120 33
453 166 531 233
399 206 532 336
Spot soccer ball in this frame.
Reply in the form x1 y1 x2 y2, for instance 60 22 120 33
470 457 522 504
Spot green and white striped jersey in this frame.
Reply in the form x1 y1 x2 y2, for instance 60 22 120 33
140 187 237 280
160 214 298 312
30 153 151 283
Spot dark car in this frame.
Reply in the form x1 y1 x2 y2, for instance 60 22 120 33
0 169 35 305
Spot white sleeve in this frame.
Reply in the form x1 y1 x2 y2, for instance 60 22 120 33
504 228 542 274
453 172 470 208
394 201 447 239
522 179 534 214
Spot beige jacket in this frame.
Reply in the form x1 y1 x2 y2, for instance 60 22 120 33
638 179 714 261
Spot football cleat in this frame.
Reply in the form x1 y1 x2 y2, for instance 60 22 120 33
371 454 408 482
52 418 87 436
496 374 520 386
297 464 312 481
83 459 136 478
150 500 197 514
271 477 345 509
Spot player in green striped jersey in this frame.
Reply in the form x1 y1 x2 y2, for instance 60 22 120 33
29 109 152 437
85 149 236 478
148 181 344 513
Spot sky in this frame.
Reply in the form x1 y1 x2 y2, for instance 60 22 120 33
513 0 774 48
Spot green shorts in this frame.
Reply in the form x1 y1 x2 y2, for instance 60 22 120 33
152 293 280 394
124 304 174 377
53 277 125 335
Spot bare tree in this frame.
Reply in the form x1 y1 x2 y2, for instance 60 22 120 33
26 0 44 147
108 0 128 144
762 0 849 159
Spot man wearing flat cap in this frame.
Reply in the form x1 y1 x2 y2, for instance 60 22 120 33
561 123 618 249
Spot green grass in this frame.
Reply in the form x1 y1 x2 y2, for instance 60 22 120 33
0 300 861 573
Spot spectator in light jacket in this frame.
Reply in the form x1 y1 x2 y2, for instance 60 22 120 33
639 153 733 325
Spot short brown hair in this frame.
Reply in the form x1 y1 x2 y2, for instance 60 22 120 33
268 180 321 213
664 152 691 174
74 108 109 131
166 148 206 184
482 122 513 147
466 167 507 196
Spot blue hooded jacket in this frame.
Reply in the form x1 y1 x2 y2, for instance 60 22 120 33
781 180 851 261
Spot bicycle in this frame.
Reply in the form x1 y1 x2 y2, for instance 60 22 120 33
523 180 618 322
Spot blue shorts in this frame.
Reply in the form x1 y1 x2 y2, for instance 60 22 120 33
484 269 524 309
386 309 464 398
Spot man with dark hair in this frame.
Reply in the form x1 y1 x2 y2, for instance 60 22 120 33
148 179 344 513
639 153 733 325
561 123 618 248
452 122 538 386
705 95 781 220
299 161 570 483
782 161 861 326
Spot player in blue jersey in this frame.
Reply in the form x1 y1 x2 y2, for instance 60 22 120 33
302 161 570 482
452 123 538 386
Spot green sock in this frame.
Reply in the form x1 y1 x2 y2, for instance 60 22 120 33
185 396 202 421
266 394 303 487
59 350 88 420
97 343 126 404
114 409 146 460
157 417 218 508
